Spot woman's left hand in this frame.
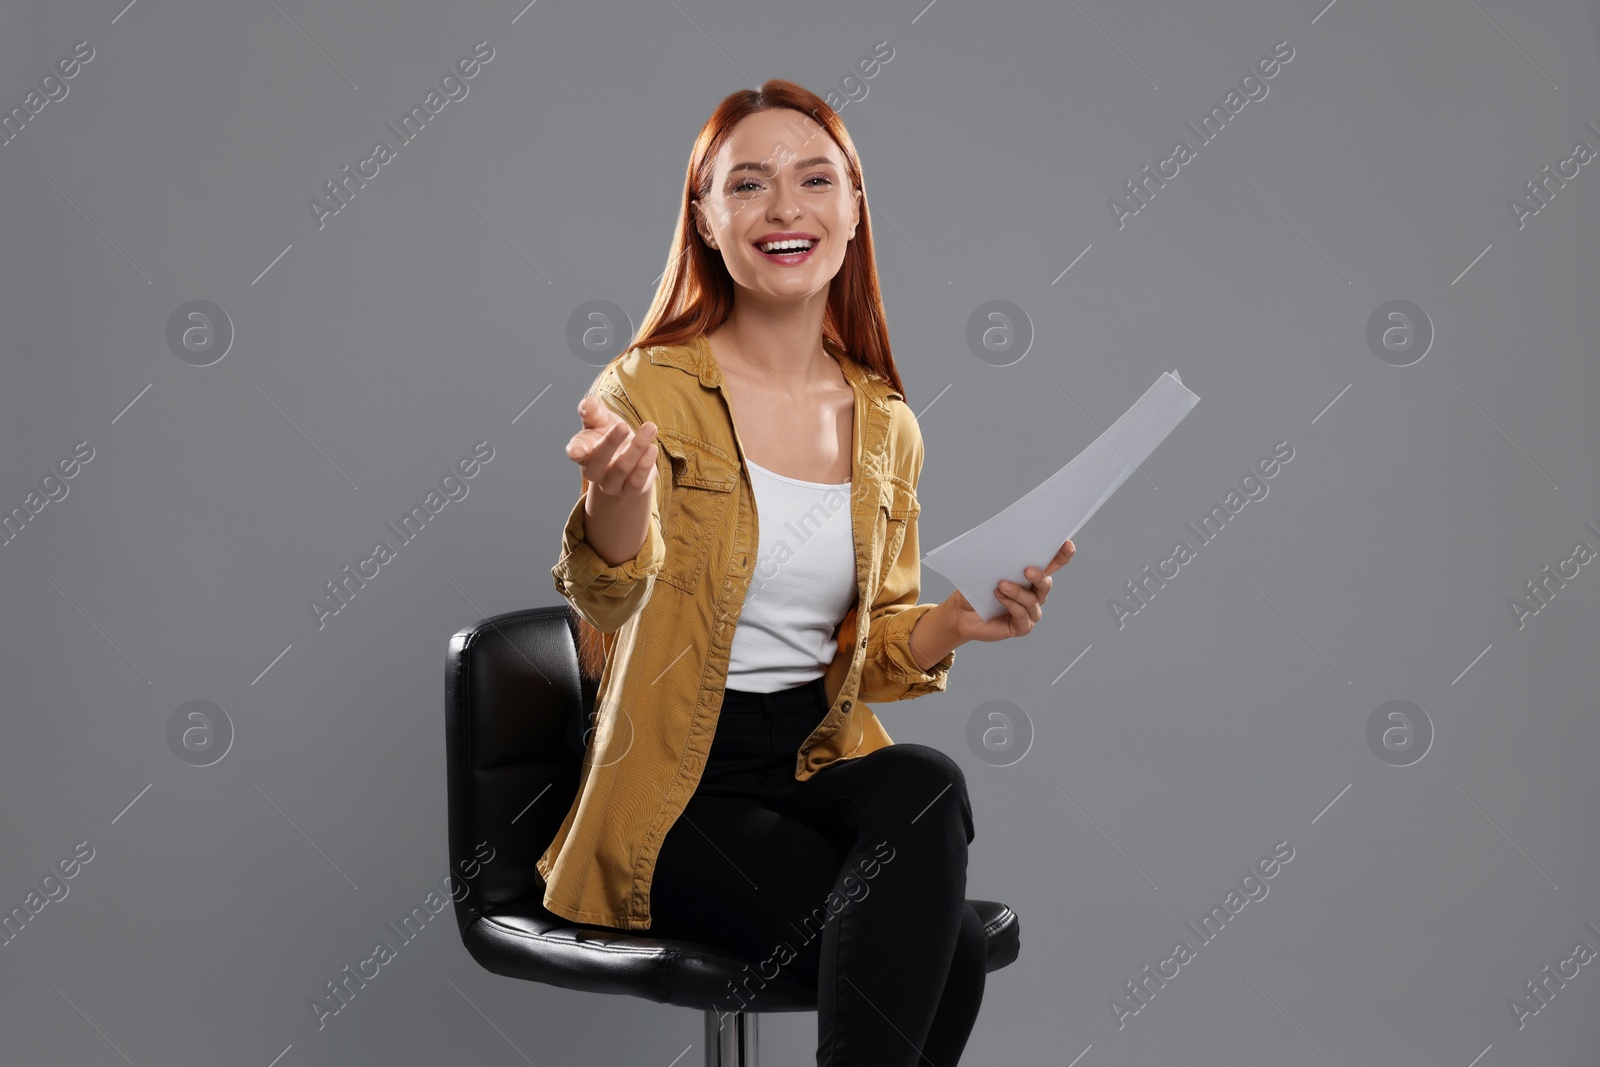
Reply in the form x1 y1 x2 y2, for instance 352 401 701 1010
949 539 1076 643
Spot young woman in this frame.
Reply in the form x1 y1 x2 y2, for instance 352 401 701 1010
546 79 1075 1066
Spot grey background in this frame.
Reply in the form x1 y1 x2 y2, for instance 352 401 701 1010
3 0 1598 1064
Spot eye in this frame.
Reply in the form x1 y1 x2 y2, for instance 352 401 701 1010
733 178 763 194
804 175 833 188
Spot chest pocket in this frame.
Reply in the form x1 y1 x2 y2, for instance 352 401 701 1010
878 476 919 569
657 434 739 594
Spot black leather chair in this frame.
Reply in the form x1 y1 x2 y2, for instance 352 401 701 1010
446 606 1021 1066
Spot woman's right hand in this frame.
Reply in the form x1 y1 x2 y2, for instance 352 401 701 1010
566 395 660 501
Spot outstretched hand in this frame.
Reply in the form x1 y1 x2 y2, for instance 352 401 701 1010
566 395 659 500
948 539 1076 643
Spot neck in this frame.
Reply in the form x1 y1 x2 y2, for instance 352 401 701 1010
711 292 836 388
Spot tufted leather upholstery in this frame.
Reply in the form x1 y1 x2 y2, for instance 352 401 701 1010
445 605 1021 1015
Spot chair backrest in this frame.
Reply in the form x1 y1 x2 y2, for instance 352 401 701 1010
445 605 594 934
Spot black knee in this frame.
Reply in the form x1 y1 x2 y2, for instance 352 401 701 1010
877 743 976 845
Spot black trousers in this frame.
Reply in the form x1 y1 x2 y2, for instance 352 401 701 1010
647 675 987 1067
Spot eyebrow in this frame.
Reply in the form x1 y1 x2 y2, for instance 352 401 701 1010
727 155 838 176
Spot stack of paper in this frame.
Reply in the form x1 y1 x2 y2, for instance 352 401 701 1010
922 371 1200 622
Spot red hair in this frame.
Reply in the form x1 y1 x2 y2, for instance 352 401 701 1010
573 78 909 680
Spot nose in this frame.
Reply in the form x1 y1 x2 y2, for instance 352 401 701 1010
767 183 802 223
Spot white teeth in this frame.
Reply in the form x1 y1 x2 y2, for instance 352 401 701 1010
759 239 814 253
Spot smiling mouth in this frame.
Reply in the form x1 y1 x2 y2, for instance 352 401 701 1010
756 238 818 256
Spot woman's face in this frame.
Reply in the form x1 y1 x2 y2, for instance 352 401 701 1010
694 109 861 301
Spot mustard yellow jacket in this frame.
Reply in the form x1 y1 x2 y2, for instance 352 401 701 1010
539 332 956 931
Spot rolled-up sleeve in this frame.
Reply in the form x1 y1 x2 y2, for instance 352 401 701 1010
550 385 666 634
859 602 953 702
855 416 954 703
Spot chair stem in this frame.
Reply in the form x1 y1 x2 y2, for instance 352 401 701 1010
703 1008 758 1066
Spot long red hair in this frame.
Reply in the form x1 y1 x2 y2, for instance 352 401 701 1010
572 78 909 680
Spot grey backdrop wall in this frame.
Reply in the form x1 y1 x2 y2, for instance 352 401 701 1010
4 0 1599 1064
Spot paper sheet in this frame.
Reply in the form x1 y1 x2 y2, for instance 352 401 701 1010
922 371 1200 622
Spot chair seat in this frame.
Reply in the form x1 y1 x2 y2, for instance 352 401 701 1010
461 897 1020 1013
446 604 1025 1061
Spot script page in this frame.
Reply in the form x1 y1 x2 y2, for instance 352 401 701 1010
923 371 1201 621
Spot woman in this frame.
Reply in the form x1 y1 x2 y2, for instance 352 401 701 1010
546 79 1075 1066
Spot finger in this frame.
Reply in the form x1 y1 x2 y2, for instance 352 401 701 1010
577 396 607 432
618 422 660 489
996 584 1029 625
1013 589 1037 626
1024 566 1053 606
579 420 629 472
578 395 621 429
1009 581 1044 624
1011 584 1041 622
999 579 1038 612
569 420 620 463
588 422 638 491
1041 540 1075 576
612 419 658 473
607 421 662 494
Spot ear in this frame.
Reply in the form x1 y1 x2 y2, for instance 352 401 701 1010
848 188 861 240
692 200 718 249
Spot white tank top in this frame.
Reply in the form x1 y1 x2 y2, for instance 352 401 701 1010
725 458 858 693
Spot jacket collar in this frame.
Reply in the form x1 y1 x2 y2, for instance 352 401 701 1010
649 332 901 408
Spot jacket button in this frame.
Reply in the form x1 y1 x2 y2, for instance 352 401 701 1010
841 700 851 712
